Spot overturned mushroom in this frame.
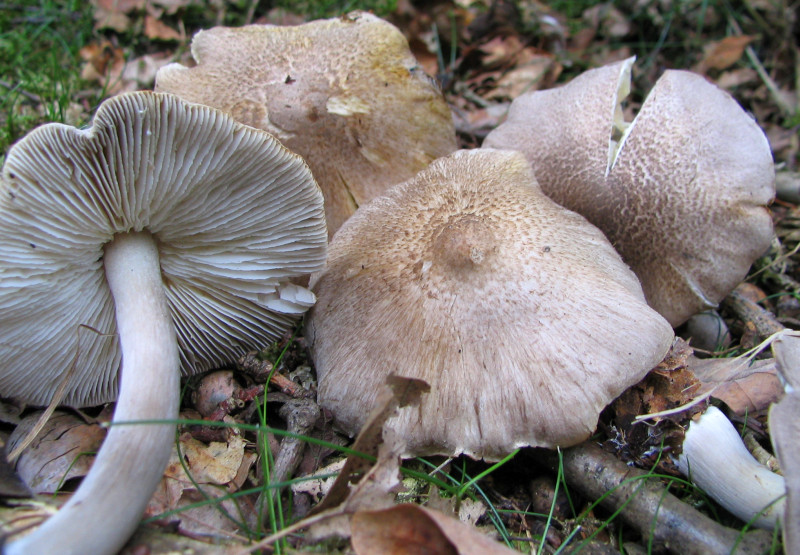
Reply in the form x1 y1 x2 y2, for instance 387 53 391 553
484 57 775 327
156 11 458 237
678 405 785 530
0 92 327 554
307 149 673 459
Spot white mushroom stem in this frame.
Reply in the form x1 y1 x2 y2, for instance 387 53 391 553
7 231 180 555
678 405 786 530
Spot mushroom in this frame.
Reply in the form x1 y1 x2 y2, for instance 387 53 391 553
0 91 327 554
306 148 674 459
155 11 458 238
677 405 785 530
483 57 775 327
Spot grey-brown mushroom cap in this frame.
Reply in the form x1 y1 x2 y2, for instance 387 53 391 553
155 11 458 238
484 58 775 327
306 148 674 460
0 91 327 408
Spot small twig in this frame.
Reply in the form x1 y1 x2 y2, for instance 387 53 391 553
742 430 781 472
236 507 335 554
6 328 90 462
256 397 320 526
244 0 259 25
237 351 310 398
727 16 796 117
0 79 42 105
634 388 716 422
560 442 774 555
721 284 785 340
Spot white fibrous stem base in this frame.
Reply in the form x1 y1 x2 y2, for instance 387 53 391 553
7 231 179 555
678 405 786 530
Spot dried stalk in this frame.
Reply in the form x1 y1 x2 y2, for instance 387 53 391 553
560 443 774 555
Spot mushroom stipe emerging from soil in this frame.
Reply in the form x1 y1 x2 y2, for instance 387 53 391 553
307 148 674 460
0 91 327 554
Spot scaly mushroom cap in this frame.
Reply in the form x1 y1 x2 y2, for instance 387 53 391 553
155 11 458 237
484 58 775 327
307 149 673 460
0 91 327 408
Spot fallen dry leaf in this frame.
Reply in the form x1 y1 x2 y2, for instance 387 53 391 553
146 433 251 536
80 39 173 94
583 3 630 38
695 35 755 73
479 35 526 68
303 375 430 541
144 14 183 41
7 411 106 494
689 356 783 414
310 375 430 516
715 67 758 90
351 504 518 555
485 56 553 100
425 486 487 526
291 459 346 504
80 40 126 82
90 0 143 32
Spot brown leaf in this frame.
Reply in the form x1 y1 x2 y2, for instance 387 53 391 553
485 56 554 100
352 504 518 555
689 356 784 414
7 411 106 494
144 14 182 41
310 375 430 516
716 67 758 90
695 35 755 73
80 40 126 81
90 0 142 32
479 36 525 68
146 433 250 535
583 4 630 38
304 376 430 541
640 338 701 413
81 48 173 95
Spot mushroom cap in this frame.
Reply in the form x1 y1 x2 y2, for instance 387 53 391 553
0 91 327 407
155 11 458 237
306 148 673 460
484 57 775 327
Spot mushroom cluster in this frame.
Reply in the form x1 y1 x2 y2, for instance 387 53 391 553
155 11 458 237
484 57 775 327
307 148 674 459
0 91 327 554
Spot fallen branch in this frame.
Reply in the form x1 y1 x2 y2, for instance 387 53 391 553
721 284 785 339
560 442 773 555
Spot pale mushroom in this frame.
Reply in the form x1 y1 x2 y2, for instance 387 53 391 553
678 405 785 530
0 91 327 554
484 57 775 327
155 11 458 237
306 148 674 460
769 334 800 552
